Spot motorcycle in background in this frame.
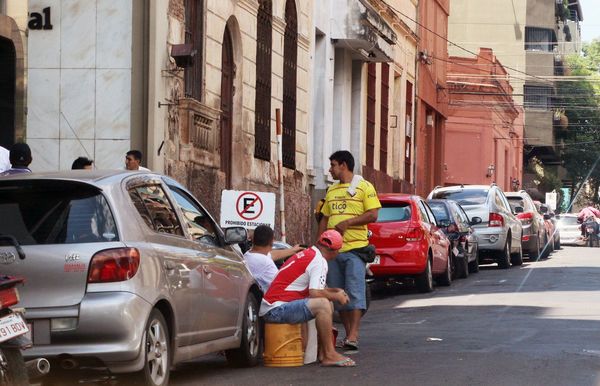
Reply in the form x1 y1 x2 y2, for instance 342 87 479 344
584 216 600 248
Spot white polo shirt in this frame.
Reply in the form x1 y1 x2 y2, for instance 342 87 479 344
243 250 278 292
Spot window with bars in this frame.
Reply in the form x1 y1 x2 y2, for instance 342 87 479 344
254 0 272 161
379 63 389 174
366 63 376 168
184 0 203 100
524 85 553 110
524 27 556 52
405 80 413 182
282 0 297 169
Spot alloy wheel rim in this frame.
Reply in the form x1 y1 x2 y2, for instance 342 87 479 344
146 319 168 385
0 350 8 385
427 260 433 288
246 302 259 356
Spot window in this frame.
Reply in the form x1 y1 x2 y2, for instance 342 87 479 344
254 0 272 161
184 0 203 100
129 185 183 236
366 63 376 168
376 203 412 222
428 202 450 223
405 81 413 181
380 63 389 173
282 0 297 169
0 181 118 245
524 85 552 110
525 27 556 52
169 186 219 246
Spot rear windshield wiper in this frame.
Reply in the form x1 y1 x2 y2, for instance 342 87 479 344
0 234 26 260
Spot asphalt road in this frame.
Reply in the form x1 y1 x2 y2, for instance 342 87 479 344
168 245 600 386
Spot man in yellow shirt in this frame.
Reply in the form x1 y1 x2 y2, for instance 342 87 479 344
318 150 380 350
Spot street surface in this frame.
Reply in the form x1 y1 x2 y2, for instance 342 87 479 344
168 246 600 386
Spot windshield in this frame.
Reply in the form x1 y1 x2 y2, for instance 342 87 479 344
0 181 118 245
377 203 411 222
432 189 488 206
428 202 450 222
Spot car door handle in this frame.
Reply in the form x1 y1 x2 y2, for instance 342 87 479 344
163 261 176 271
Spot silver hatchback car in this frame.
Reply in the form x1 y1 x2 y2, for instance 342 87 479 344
428 184 523 268
0 171 261 385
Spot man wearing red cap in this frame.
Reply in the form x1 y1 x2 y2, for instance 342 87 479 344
259 230 356 367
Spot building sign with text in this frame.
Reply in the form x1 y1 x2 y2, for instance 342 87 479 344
220 190 276 230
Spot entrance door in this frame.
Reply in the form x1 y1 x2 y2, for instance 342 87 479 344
220 27 234 189
0 37 16 148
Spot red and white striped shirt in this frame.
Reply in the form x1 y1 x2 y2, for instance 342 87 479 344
259 246 328 316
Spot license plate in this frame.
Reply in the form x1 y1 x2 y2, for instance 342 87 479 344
0 313 29 343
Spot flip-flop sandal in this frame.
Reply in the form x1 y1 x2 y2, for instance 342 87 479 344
321 357 356 367
342 339 359 350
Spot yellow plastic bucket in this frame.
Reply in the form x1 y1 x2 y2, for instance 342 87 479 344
263 323 304 367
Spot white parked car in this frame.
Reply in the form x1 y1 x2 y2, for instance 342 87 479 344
556 213 586 246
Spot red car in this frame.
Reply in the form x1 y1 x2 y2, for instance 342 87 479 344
367 194 452 293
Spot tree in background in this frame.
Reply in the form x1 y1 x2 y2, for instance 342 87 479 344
558 39 600 207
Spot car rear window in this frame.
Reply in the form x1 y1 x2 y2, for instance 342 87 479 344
428 202 450 222
432 189 488 206
506 197 527 212
0 180 118 245
377 203 411 222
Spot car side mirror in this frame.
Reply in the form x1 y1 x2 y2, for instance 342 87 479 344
543 214 551 220
539 206 548 214
470 216 482 225
224 227 247 245
514 206 524 214
438 219 451 227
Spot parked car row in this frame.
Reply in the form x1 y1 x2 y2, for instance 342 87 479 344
365 184 560 293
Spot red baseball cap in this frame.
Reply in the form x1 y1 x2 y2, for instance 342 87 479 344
318 230 343 250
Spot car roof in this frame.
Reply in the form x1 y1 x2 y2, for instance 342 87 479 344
434 185 492 192
0 170 158 188
378 193 418 202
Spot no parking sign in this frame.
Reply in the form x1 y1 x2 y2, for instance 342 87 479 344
220 190 276 230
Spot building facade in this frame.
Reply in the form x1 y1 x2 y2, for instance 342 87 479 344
415 0 449 197
445 48 523 191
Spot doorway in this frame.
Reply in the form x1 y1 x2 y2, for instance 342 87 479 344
0 37 16 148
220 26 234 189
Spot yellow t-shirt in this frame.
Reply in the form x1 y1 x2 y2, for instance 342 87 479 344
321 179 381 252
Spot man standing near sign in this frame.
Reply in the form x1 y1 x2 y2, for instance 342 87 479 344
318 150 380 351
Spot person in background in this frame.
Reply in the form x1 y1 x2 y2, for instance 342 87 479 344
318 150 380 351
0 146 10 173
125 150 150 171
71 157 94 170
259 229 356 367
1 143 32 176
243 225 303 292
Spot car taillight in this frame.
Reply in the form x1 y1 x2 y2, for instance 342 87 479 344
405 227 423 242
459 235 467 243
517 212 533 225
489 213 504 227
88 248 140 283
0 287 19 308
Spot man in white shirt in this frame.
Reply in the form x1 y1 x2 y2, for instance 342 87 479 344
259 230 356 367
243 225 302 292
125 150 151 171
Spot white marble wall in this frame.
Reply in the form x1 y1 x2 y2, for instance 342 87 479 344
27 0 132 171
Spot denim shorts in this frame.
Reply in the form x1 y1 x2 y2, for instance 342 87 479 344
326 251 366 311
263 299 314 324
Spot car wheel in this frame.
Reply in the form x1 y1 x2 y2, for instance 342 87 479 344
226 293 261 367
468 245 480 273
541 234 551 258
529 236 540 261
131 310 171 386
497 240 511 269
0 347 28 386
456 249 469 279
416 257 434 293
510 242 523 266
554 236 561 250
437 252 452 286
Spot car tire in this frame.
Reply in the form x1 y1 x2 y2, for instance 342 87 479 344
416 257 434 293
497 240 511 269
541 234 551 258
136 309 171 386
510 242 523 266
554 236 561 250
529 236 540 261
437 252 452 287
468 245 480 273
226 293 261 367
0 347 28 386
457 250 469 279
